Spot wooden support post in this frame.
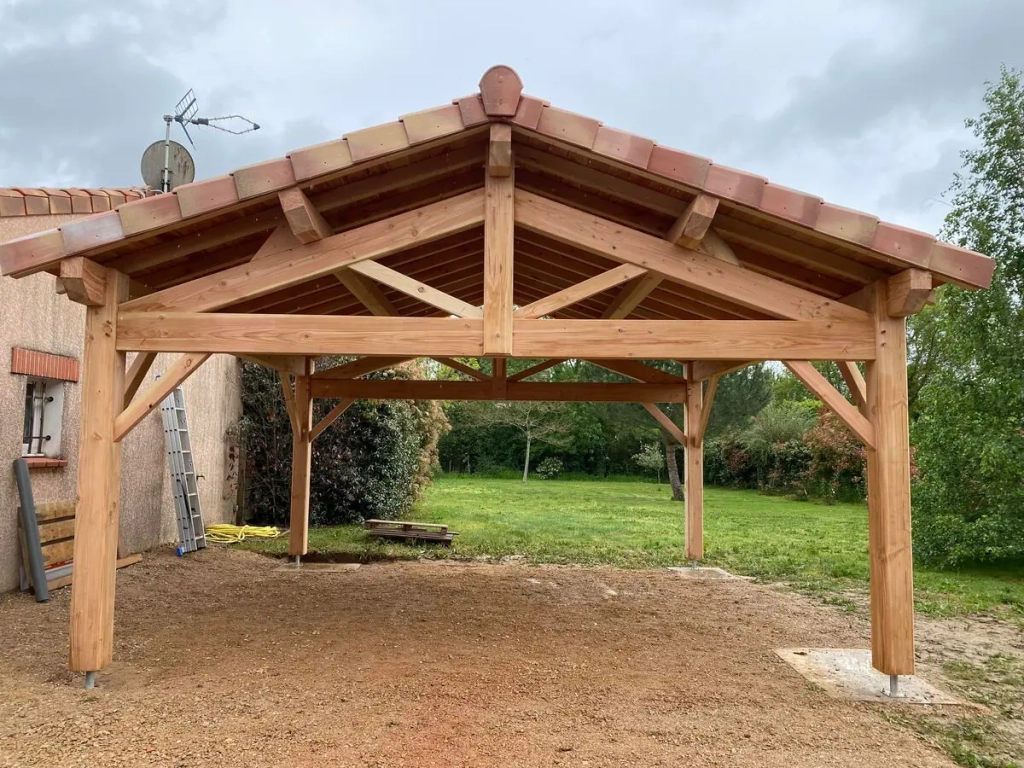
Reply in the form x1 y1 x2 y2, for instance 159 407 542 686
685 373 704 561
69 267 129 674
484 124 514 356
865 282 915 675
289 358 315 557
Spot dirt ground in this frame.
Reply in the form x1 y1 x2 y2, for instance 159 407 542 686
0 549 971 767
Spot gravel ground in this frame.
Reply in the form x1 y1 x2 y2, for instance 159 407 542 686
0 548 959 767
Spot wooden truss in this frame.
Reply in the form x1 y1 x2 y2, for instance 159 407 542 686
11 85 974 687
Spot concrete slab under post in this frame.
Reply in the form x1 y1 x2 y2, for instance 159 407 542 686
68 268 129 676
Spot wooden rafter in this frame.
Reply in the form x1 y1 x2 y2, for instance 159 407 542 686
483 124 514 355
784 361 875 447
113 352 210 442
515 190 869 323
310 399 353 442
643 403 686 445
668 194 718 250
515 264 647 319
887 269 934 317
312 379 689 403
348 259 482 318
120 189 485 314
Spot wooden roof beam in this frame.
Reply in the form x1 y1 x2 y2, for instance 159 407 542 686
515 190 869 323
432 357 490 380
120 189 485 314
279 188 332 243
516 263 647 319
348 259 482 318
484 123 515 356
313 379 688 403
668 194 718 251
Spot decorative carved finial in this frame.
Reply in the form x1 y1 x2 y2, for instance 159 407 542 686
479 65 523 118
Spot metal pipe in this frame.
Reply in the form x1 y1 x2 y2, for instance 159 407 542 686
13 459 48 602
161 117 172 193
889 674 899 698
85 672 96 690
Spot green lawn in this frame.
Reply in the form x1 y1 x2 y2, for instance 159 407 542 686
242 475 1024 620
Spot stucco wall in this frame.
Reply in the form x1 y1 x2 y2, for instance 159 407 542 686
0 215 241 591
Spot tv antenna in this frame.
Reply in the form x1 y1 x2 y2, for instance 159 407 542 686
143 89 260 193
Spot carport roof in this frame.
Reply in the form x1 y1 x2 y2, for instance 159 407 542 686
0 64 993 324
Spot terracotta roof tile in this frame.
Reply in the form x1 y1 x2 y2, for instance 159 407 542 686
0 186 151 217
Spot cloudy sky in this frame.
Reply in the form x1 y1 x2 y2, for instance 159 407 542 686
1 0 1021 235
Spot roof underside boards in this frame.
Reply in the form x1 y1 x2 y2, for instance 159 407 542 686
0 65 994 328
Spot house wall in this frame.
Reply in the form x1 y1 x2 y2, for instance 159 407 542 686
0 214 242 592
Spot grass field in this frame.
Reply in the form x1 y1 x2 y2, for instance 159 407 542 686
242 475 1024 620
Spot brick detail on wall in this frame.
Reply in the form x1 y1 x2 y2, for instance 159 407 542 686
11 348 80 382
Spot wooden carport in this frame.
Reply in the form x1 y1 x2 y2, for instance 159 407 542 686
0 66 993 687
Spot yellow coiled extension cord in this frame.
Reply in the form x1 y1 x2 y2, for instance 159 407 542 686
204 524 287 544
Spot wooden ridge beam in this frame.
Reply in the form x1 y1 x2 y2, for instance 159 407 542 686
784 360 875 447
123 352 157 407
488 123 512 177
432 357 489 380
515 264 647 319
643 403 687 445
668 194 718 250
515 190 869 323
483 123 514 355
59 257 107 306
120 189 485 314
312 379 689 403
279 188 332 243
113 353 210 441
310 399 353 442
348 259 482 318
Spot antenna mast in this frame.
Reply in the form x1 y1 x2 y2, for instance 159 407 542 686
158 89 260 193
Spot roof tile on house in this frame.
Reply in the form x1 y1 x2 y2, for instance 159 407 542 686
0 187 150 217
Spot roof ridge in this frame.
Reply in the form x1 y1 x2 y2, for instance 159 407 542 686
0 186 151 217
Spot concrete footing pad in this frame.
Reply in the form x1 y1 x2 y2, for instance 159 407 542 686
272 562 362 573
667 566 751 581
777 648 967 705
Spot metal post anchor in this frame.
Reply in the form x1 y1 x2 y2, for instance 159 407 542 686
689 559 698 570
884 674 906 699
293 555 301 567
84 672 96 690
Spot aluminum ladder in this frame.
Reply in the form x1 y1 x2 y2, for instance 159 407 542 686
159 386 206 552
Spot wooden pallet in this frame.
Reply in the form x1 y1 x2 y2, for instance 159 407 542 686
19 500 141 593
364 519 459 545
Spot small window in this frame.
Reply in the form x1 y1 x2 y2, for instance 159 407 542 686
22 378 64 459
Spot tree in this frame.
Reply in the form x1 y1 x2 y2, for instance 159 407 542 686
913 67 1024 566
704 364 773 438
632 442 664 483
463 400 573 482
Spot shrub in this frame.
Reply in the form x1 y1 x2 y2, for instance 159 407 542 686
238 359 448 526
801 407 866 503
536 457 564 479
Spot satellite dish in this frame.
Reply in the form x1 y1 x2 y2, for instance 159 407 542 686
141 140 195 191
